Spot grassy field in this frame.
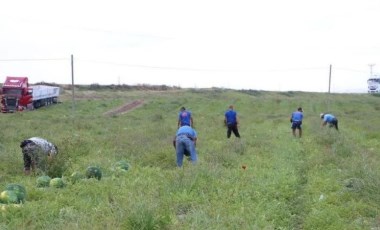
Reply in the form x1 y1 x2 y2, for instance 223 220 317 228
1 87 380 229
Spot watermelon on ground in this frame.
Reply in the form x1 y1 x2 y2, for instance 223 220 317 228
0 190 19 204
50 178 65 188
114 160 129 171
36 176 51 188
1 203 22 212
5 184 26 203
85 166 102 180
70 172 85 184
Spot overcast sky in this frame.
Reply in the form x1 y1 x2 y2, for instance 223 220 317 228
1 0 379 92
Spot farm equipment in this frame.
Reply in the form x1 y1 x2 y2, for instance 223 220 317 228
1 76 60 113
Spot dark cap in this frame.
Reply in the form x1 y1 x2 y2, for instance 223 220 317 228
180 106 186 111
20 139 32 148
298 107 303 112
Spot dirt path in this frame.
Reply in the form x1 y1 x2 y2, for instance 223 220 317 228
103 100 144 116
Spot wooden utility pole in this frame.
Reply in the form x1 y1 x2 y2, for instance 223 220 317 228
369 64 375 77
71 54 75 113
328 64 332 93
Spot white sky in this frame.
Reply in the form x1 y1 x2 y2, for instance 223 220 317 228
1 0 380 92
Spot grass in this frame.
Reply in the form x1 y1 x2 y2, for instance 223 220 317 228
0 87 380 229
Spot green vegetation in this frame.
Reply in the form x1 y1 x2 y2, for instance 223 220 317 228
0 87 380 229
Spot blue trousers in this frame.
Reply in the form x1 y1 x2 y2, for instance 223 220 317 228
175 135 197 167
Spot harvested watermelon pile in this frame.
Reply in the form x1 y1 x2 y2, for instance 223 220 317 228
0 161 130 206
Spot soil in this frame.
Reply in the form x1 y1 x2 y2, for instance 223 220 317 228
103 100 144 116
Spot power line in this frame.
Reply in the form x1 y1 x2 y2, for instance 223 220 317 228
80 59 233 72
0 56 367 75
80 59 327 73
334 67 368 74
0 58 68 62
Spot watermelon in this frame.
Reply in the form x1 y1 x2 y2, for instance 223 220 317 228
0 190 19 204
1 203 22 212
114 160 129 171
85 166 102 180
36 176 51 188
50 178 65 188
70 172 84 184
5 184 26 203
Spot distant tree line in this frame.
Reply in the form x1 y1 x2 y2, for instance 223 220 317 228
0 82 181 94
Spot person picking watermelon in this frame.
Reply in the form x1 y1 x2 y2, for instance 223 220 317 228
320 113 339 131
20 137 58 175
173 125 198 167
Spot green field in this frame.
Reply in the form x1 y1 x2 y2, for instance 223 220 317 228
1 87 380 229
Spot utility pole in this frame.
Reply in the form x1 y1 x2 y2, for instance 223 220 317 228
328 64 332 93
71 54 75 114
369 64 375 77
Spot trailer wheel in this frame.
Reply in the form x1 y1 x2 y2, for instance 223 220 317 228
34 101 40 108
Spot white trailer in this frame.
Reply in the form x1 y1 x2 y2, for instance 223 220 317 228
29 85 60 108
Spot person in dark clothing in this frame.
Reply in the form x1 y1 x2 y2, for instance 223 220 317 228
224 105 240 138
20 137 58 175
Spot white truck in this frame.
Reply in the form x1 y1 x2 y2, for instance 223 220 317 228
367 75 380 93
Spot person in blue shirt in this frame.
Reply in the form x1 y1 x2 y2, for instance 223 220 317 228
320 113 339 131
178 107 193 128
224 105 240 138
290 107 304 138
173 125 198 167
